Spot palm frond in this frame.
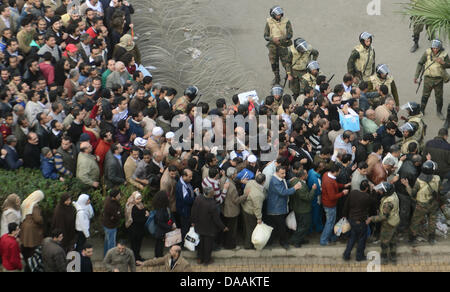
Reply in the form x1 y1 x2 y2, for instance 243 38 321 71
401 0 450 40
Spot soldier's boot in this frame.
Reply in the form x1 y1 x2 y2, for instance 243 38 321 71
420 97 428 115
389 243 397 265
428 234 436 245
410 41 419 53
444 105 450 129
380 244 389 265
437 103 446 120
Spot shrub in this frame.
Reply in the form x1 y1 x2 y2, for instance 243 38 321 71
0 168 154 237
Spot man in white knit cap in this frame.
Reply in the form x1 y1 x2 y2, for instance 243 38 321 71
146 126 163 155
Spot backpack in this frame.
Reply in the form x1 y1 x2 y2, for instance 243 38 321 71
145 210 157 236
27 246 44 272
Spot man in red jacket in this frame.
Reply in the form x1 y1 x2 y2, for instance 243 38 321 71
320 164 350 245
0 223 23 271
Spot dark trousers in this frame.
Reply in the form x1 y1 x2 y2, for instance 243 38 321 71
197 235 214 263
155 237 165 258
223 216 238 249
21 246 36 272
180 216 191 244
129 230 144 260
290 212 311 245
267 214 288 246
242 211 257 249
75 231 86 252
343 219 368 260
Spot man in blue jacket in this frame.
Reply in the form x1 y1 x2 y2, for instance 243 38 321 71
175 169 197 241
267 166 302 249
2 135 22 170
40 147 64 181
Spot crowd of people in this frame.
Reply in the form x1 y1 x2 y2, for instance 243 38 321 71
0 2 449 272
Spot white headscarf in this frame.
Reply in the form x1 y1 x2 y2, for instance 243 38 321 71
73 194 94 219
21 190 44 221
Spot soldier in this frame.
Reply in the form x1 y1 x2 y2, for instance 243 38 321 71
366 182 400 265
414 39 450 118
174 86 199 113
299 61 320 95
347 32 376 84
285 38 319 99
408 160 442 246
264 6 293 85
400 102 425 147
270 84 283 113
398 122 419 155
368 64 400 108
409 0 434 53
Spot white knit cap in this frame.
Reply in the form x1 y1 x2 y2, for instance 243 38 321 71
247 155 257 163
229 151 237 160
134 137 147 147
165 132 175 139
152 127 164 137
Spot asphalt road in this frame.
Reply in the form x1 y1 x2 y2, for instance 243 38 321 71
208 0 449 141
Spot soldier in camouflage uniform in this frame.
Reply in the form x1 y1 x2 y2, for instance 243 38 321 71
264 6 293 85
400 102 426 149
347 32 376 84
414 40 450 119
299 61 320 95
284 38 319 99
398 122 420 155
408 160 442 246
269 84 283 113
367 64 400 107
173 86 199 113
409 0 434 53
366 182 399 264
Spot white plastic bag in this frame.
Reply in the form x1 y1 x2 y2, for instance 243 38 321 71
251 223 273 250
334 218 351 236
184 227 200 251
286 211 297 231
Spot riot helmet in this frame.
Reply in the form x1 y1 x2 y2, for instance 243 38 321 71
306 61 320 73
294 38 309 53
422 160 437 175
270 6 284 19
184 86 199 101
374 182 394 196
400 102 421 116
271 85 283 97
431 39 443 50
359 32 373 48
376 64 390 78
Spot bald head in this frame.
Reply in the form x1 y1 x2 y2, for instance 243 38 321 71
365 109 375 120
169 245 181 259
80 141 92 153
115 61 125 72
153 151 163 162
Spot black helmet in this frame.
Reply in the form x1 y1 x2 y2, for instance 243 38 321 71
376 64 389 78
294 38 309 53
401 102 421 116
422 160 437 175
374 182 394 196
270 6 284 19
431 39 443 50
359 32 373 47
184 86 199 100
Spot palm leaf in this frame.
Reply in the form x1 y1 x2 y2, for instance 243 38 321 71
401 0 450 40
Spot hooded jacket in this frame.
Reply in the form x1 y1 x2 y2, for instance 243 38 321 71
74 194 94 238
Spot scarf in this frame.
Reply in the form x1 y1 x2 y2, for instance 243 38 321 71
21 190 44 221
73 194 94 219
2 193 20 211
118 34 135 51
125 191 144 228
85 0 103 13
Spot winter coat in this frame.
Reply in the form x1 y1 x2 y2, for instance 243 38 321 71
190 195 225 237
20 205 44 248
267 175 296 215
40 155 59 180
424 137 450 178
104 151 125 189
241 180 265 221
141 254 192 272
175 178 195 219
289 178 315 214
102 197 122 229
222 178 246 218
154 208 174 239
42 237 67 272
76 152 100 187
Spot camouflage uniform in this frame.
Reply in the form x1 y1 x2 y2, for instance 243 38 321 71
264 17 293 84
347 44 376 83
299 73 317 95
285 47 319 98
415 48 450 114
409 175 441 239
370 192 400 264
367 74 400 106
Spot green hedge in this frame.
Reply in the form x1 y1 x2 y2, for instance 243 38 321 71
0 168 154 237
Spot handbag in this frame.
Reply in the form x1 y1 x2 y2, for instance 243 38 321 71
165 228 182 247
184 227 200 251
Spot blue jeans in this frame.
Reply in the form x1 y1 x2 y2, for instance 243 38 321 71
343 219 368 260
104 227 117 256
320 207 337 245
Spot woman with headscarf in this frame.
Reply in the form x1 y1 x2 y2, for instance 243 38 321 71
20 190 45 264
112 34 141 65
51 193 77 252
125 191 148 261
73 194 94 252
1 194 22 236
153 190 176 258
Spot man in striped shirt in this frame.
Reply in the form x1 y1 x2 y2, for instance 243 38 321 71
201 167 229 205
54 135 77 177
309 126 323 156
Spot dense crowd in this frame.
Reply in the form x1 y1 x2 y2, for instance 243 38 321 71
0 1 449 272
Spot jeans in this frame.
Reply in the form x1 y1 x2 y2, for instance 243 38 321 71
320 207 337 245
103 227 117 256
343 219 368 260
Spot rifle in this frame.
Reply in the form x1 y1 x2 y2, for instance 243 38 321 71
327 74 335 84
283 73 288 89
416 60 436 94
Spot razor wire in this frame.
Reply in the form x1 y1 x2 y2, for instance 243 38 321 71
132 0 257 105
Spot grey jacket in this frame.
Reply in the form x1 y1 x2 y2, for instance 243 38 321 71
103 247 136 272
104 150 125 189
42 237 67 272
